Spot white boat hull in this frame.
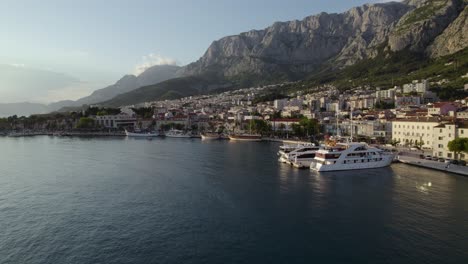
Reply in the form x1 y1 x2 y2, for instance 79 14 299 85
311 155 394 172
166 135 192 138
292 158 315 168
125 131 159 137
228 136 262 142
201 135 220 140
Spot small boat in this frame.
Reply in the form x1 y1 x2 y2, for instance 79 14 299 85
228 134 262 142
201 132 220 140
125 129 159 137
310 142 395 172
165 129 192 138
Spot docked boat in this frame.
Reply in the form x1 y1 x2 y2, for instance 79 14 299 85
125 129 159 137
278 142 316 157
165 129 192 138
310 142 395 172
201 132 220 140
279 145 320 165
228 134 262 142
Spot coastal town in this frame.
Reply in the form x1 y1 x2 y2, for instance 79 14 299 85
1 79 467 174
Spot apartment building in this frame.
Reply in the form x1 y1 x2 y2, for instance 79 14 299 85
391 118 440 149
433 122 468 160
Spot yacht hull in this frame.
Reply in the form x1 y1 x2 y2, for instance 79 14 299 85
228 135 262 141
311 155 394 172
125 131 159 137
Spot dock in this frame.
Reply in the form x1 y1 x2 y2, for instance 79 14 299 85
397 155 468 176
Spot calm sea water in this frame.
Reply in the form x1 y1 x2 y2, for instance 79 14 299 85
0 136 467 264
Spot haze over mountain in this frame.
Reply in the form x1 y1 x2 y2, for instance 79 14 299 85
0 64 180 116
103 0 468 107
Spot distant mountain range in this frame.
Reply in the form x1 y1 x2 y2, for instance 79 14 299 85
0 64 180 116
2 0 467 115
102 0 468 107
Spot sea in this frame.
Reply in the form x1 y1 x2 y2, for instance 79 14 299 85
0 136 467 264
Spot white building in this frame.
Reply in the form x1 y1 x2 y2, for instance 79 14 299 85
391 118 440 149
433 122 468 160
94 114 137 129
273 99 288 110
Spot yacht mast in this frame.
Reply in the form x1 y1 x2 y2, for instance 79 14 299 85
350 107 353 142
336 104 340 138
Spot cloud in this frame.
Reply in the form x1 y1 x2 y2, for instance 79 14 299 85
134 53 177 75
10 63 26 68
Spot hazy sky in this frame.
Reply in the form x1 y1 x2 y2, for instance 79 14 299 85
0 0 390 103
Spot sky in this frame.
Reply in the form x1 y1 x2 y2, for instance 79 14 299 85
0 0 391 103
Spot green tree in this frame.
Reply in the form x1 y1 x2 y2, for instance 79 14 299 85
299 117 319 136
448 138 468 159
76 117 95 129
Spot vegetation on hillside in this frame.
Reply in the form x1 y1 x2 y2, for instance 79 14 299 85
280 47 468 100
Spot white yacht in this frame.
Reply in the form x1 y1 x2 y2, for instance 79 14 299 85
277 142 315 157
165 129 192 138
310 142 394 172
279 145 320 165
125 129 159 137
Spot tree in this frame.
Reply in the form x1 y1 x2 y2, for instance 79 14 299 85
448 138 468 159
299 117 319 136
390 139 400 146
76 117 95 129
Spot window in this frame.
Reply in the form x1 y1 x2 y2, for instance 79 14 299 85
448 153 452 158
438 144 443 148
462 130 464 135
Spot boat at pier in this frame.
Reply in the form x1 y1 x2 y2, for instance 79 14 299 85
125 129 159 137
310 142 394 172
165 129 192 138
201 132 221 140
228 134 262 141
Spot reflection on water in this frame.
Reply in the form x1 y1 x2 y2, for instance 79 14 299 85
0 136 467 264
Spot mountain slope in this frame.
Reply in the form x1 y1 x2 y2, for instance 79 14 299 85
58 0 465 109
102 74 231 107
428 4 468 57
73 64 180 106
180 1 412 80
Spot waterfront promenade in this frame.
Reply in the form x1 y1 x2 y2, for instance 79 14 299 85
397 155 468 176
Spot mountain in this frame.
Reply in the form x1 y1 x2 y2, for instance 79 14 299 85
102 74 232 107
103 0 468 107
69 64 181 106
0 102 50 117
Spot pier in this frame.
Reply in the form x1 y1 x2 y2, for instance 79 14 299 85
397 155 468 176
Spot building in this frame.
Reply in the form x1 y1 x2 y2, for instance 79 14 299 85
94 114 137 129
273 99 288 110
391 118 440 149
428 102 458 116
395 96 421 108
269 118 301 132
433 122 468 160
